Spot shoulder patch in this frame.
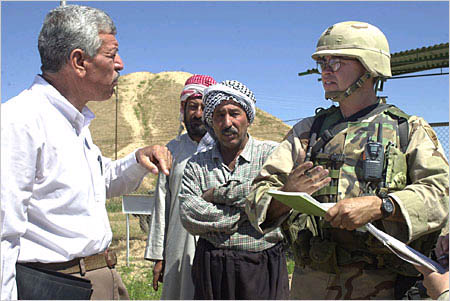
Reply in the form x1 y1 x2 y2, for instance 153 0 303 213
424 125 440 148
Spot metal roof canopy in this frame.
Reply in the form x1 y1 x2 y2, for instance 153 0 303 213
298 42 449 80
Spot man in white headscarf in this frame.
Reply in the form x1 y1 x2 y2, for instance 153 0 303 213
144 74 216 299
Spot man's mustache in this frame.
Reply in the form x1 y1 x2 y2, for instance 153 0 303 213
189 118 204 126
222 127 238 135
191 117 202 123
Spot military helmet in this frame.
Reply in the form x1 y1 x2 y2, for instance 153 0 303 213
312 21 392 78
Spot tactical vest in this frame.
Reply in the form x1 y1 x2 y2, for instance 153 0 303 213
283 102 439 276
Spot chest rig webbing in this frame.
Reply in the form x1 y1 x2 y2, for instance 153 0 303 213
300 103 440 279
306 102 409 203
281 102 438 277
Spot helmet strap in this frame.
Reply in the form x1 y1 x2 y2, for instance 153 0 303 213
374 77 386 94
325 71 372 103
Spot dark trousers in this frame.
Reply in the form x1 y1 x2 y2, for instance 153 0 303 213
192 238 289 300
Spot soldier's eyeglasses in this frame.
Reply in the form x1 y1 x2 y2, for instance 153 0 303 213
317 58 342 73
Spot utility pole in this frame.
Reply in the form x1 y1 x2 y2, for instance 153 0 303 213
114 85 119 160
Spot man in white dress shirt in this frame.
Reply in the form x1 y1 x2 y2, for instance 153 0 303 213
1 5 171 300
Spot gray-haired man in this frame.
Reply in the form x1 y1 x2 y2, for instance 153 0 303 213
1 5 171 300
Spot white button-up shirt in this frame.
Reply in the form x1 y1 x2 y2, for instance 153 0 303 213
1 75 149 300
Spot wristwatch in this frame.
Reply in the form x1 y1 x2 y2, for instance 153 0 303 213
381 195 395 218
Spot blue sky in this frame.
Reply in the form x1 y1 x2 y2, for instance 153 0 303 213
2 1 449 126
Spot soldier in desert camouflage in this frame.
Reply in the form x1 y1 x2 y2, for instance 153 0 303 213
245 21 449 299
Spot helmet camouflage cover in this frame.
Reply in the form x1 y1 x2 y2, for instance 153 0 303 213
312 21 392 78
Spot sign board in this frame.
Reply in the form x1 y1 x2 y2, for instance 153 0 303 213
122 194 155 214
122 194 155 266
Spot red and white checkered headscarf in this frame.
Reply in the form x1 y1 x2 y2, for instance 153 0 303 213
177 74 216 138
180 74 217 103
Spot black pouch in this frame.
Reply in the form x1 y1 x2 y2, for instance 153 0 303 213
16 263 93 300
309 236 338 274
394 274 426 300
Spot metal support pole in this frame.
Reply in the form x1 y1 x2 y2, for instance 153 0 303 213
126 213 130 266
114 86 118 160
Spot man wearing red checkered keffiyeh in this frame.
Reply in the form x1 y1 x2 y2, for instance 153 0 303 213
177 75 217 140
145 74 216 300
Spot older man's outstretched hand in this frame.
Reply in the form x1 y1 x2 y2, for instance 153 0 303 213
136 145 172 175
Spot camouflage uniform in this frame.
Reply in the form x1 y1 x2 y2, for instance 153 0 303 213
245 103 449 299
246 20 449 299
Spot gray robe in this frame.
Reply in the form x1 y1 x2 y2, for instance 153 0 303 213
145 133 198 300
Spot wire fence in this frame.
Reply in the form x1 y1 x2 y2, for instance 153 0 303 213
430 122 449 159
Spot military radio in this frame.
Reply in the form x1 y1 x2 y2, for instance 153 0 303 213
362 123 385 184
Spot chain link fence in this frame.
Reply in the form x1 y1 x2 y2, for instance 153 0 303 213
431 122 449 159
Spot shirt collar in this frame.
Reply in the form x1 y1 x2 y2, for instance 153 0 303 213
212 134 253 163
239 134 253 162
34 75 95 135
184 132 200 146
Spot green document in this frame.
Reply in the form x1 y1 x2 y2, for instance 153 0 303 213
267 190 333 217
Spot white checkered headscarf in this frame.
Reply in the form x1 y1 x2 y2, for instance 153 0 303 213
202 80 256 138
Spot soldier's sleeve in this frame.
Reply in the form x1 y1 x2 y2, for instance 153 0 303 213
387 116 449 242
245 118 313 234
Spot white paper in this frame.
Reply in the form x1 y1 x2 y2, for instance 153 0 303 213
365 223 446 274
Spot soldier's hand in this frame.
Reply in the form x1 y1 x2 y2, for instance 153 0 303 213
136 145 172 176
152 260 165 291
324 196 383 231
265 148 330 223
281 161 331 194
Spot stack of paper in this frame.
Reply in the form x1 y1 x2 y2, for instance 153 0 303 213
267 190 333 217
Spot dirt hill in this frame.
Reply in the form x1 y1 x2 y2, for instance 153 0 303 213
88 71 292 192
